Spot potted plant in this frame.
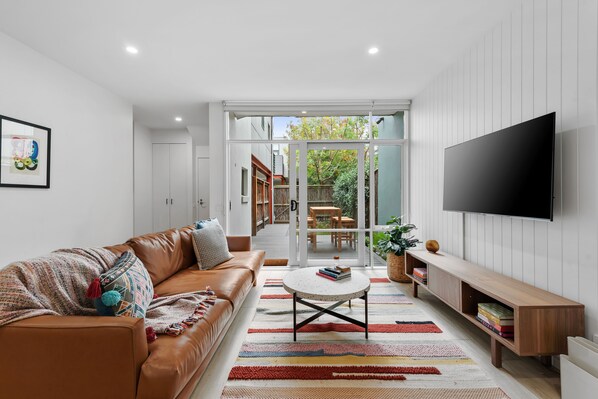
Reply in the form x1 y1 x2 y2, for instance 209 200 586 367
376 216 420 283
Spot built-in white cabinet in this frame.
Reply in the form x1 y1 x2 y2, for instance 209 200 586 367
152 143 188 231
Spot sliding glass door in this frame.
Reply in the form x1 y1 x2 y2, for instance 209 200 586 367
289 143 365 267
223 103 409 268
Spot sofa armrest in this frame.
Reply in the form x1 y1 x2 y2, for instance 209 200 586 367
227 235 252 251
0 315 148 399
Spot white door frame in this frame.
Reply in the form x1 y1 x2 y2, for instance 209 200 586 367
290 142 365 267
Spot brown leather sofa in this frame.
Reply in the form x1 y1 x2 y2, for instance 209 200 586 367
0 225 265 399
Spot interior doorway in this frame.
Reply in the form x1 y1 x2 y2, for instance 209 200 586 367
196 157 210 220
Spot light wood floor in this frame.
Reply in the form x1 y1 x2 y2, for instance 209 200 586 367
191 268 561 399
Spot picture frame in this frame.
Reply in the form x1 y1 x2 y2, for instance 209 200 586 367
0 115 51 188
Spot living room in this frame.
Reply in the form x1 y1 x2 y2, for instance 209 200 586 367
0 1 597 398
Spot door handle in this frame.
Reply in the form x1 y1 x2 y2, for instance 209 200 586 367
290 199 298 212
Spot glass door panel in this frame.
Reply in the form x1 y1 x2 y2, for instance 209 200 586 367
303 143 364 267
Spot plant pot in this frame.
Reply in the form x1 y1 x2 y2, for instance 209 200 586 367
387 253 410 283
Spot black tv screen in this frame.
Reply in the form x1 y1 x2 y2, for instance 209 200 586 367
443 112 555 220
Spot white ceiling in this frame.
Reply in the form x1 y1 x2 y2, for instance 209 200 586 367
0 0 519 129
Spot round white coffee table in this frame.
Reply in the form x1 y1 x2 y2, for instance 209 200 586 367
282 267 371 341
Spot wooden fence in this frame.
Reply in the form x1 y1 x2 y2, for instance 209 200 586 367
273 185 334 223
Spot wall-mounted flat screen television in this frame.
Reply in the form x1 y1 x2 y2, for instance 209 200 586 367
443 112 555 221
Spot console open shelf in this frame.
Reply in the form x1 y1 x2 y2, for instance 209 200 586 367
405 250 585 368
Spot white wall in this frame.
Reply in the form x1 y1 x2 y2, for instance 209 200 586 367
209 102 227 229
410 0 598 339
229 116 252 235
133 122 153 235
0 32 133 267
250 116 272 171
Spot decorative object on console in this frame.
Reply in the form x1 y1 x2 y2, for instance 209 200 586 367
192 221 234 269
425 240 440 253
376 216 420 283
87 251 154 318
0 114 51 188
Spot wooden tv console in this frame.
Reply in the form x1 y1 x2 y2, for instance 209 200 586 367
405 250 585 368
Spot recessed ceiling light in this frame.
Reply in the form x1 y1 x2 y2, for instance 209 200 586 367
368 47 379 55
125 46 139 55
175 116 182 122
301 111 307 114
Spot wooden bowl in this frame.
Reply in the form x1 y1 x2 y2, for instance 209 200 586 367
425 240 440 253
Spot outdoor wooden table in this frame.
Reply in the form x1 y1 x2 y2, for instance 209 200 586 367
309 206 342 250
309 206 341 229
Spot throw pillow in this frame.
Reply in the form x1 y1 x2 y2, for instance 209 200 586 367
191 223 233 270
193 217 221 268
195 217 219 230
87 251 154 318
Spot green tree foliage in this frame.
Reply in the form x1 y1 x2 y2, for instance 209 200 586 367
285 116 377 185
332 165 370 220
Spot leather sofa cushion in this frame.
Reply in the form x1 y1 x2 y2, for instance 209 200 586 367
103 244 132 258
178 225 198 269
211 250 265 284
126 228 185 286
136 299 232 399
154 268 253 310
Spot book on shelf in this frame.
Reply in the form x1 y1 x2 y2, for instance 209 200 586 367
477 313 514 332
413 267 428 278
477 308 514 326
477 303 514 320
475 316 514 338
413 277 427 284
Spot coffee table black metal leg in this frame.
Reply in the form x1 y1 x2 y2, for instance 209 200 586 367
293 292 297 341
364 291 368 339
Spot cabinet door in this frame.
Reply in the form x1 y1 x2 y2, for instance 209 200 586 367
169 144 188 228
428 265 461 310
152 144 170 232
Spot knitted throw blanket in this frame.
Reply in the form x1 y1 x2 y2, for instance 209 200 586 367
0 248 216 339
0 248 116 326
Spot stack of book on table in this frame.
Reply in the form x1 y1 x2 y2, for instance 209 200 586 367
412 267 427 284
316 266 352 281
475 303 514 339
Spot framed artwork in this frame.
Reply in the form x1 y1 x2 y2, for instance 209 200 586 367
0 115 51 188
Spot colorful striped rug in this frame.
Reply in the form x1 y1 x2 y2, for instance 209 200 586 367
221 272 509 398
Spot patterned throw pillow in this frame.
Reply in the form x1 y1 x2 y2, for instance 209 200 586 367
191 222 234 270
194 217 219 230
91 251 154 318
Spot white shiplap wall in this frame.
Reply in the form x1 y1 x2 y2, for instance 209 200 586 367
410 0 598 339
